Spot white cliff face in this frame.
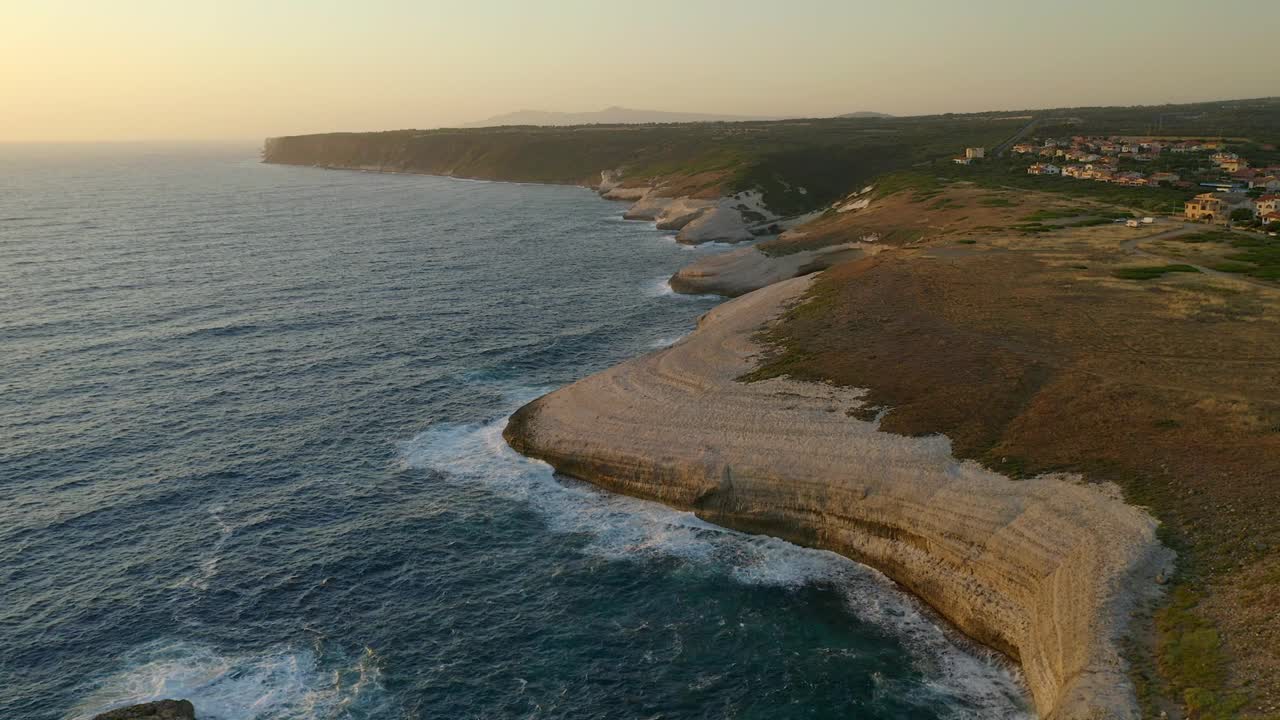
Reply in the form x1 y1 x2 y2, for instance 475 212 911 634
836 185 876 212
602 185 651 202
621 192 673 220
675 202 757 244
597 169 623 193
654 198 716 231
672 191 780 244
505 276 1172 720
601 177 781 245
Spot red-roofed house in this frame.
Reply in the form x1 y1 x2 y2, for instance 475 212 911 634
1256 194 1280 217
1251 176 1280 192
1185 192 1254 223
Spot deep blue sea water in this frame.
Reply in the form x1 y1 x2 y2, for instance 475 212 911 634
0 144 1031 720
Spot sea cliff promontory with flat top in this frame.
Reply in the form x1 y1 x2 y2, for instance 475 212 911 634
265 97 1280 719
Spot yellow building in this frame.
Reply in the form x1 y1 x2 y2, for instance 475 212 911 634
1184 193 1228 222
1185 192 1254 223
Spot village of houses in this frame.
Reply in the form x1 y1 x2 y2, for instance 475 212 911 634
954 136 1280 229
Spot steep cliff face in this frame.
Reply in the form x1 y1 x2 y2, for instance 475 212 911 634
616 190 771 244
262 130 651 186
261 116 978 216
504 276 1171 720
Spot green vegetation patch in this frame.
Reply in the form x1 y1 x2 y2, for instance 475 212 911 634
938 156 1194 213
1022 207 1091 221
1065 217 1116 228
1008 217 1113 233
978 195 1016 207
1209 260 1255 273
1010 222 1057 233
1176 231 1236 244
1155 586 1248 720
873 171 945 198
1171 234 1280 282
1113 264 1201 280
1222 235 1280 280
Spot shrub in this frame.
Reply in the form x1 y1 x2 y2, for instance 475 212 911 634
1113 264 1201 280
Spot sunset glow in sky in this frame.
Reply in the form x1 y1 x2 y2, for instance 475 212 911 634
4 0 1277 141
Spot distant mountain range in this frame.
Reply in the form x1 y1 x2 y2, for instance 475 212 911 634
462 106 774 127
461 107 896 128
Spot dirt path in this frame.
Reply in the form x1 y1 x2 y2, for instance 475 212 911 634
1120 224 1279 290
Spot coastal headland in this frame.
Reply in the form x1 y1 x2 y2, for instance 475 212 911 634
264 97 1280 719
503 274 1169 718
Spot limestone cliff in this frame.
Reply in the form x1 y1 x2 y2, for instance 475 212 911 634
504 276 1171 719
607 182 774 244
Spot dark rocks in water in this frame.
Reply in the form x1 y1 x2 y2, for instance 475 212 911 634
92 699 195 720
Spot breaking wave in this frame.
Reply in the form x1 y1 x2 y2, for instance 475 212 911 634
68 641 391 720
642 276 720 301
398 409 1032 719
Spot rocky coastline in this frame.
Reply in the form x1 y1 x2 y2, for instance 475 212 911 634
259 154 1180 717
503 275 1173 719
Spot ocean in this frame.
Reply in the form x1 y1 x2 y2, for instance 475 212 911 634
0 143 1031 719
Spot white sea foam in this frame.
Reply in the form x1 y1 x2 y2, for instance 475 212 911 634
68 641 389 720
398 411 1033 718
648 334 688 348
175 505 236 592
642 276 719 301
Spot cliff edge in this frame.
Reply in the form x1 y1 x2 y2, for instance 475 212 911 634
504 275 1171 719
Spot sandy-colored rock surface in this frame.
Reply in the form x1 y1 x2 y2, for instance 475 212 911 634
674 202 754 243
601 185 650 201
669 242 879 296
654 197 715 231
622 192 672 220
505 276 1171 719
615 190 769 243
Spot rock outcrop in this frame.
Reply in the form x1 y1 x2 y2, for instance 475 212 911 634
602 182 771 245
672 200 754 243
669 242 880 296
92 700 195 720
504 275 1171 719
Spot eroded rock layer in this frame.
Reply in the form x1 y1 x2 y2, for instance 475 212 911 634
504 276 1170 720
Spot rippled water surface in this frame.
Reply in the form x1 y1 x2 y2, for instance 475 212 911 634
0 144 1031 719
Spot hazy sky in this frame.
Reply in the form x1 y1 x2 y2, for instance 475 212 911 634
3 0 1277 142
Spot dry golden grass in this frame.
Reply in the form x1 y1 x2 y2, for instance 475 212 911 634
749 189 1280 717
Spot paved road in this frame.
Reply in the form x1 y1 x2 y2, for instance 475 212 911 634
992 118 1039 157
